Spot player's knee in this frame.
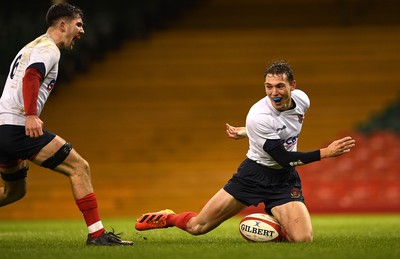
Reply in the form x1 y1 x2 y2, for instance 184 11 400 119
299 232 313 242
68 158 91 179
1 167 28 203
290 230 313 243
1 178 26 206
6 187 26 203
82 158 90 172
77 158 90 174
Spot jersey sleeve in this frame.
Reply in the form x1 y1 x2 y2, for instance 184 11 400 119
292 89 310 113
263 139 321 167
248 113 280 141
22 67 43 116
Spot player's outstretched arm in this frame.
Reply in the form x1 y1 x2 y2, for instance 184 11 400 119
320 136 356 159
226 123 247 140
263 136 356 167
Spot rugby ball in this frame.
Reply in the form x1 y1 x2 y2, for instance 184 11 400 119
239 213 285 242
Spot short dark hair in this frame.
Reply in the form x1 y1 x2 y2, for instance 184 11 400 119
46 3 83 27
264 60 295 84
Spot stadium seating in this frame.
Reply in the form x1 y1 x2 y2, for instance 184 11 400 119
300 130 400 213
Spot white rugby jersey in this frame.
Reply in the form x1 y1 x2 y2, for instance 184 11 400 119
245 89 310 168
0 34 60 126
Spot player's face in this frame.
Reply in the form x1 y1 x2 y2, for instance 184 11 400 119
63 17 84 50
264 73 296 111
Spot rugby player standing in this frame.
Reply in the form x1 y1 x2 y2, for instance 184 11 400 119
0 3 133 246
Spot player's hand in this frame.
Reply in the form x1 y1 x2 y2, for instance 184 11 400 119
226 123 247 140
25 115 44 138
321 136 356 158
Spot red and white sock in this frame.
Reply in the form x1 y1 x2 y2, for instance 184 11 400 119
76 193 105 238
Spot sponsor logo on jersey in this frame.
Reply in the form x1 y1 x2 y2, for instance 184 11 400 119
297 114 304 124
289 160 304 166
47 79 56 91
282 134 299 150
276 125 287 133
285 135 299 145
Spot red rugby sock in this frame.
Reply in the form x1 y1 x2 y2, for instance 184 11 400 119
76 193 105 238
167 212 197 230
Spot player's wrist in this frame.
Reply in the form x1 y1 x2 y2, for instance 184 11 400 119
320 148 328 159
237 128 247 137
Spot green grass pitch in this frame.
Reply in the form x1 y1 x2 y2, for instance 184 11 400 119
0 214 399 259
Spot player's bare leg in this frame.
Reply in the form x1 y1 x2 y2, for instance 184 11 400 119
271 201 313 242
32 135 93 199
136 188 247 235
32 135 133 245
184 189 247 235
0 163 28 207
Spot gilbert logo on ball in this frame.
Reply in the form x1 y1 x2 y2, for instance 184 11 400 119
239 213 284 242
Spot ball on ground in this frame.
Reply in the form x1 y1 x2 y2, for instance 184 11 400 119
239 213 285 242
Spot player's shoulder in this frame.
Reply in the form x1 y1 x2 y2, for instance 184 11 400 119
292 89 309 100
292 89 310 108
250 96 271 113
247 97 274 125
31 35 60 53
26 34 60 63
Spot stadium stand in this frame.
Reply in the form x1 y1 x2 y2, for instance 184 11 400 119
357 100 400 133
0 0 200 86
300 100 400 213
